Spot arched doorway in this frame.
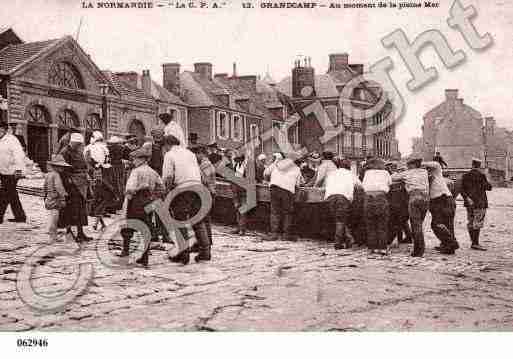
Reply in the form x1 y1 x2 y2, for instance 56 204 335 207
26 104 50 172
57 109 80 144
85 113 102 145
128 119 146 146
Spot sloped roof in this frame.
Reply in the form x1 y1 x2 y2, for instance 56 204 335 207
180 71 271 117
0 39 60 73
104 70 187 106
102 71 150 101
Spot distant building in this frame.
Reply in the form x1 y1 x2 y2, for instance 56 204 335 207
419 89 513 183
275 53 400 163
0 28 187 171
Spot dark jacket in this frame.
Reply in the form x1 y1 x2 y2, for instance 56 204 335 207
461 169 492 209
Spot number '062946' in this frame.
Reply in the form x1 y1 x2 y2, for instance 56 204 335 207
17 338 48 347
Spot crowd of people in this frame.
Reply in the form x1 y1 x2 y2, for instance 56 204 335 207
0 115 493 268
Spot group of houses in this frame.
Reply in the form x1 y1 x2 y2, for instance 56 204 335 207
0 27 400 172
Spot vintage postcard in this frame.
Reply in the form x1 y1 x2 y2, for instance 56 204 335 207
1 0 512 356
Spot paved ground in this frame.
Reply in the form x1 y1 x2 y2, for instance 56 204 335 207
1 189 513 331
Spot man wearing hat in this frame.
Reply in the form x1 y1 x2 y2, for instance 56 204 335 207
120 145 164 267
0 119 26 224
44 154 71 241
391 156 430 257
461 158 492 251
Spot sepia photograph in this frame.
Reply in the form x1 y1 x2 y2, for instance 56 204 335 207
1 0 513 356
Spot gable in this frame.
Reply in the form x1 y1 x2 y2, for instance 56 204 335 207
12 37 112 96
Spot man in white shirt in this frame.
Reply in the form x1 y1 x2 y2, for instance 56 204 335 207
362 158 392 255
263 153 304 241
423 161 459 254
162 135 210 264
325 159 361 249
159 113 186 148
391 157 430 257
0 120 26 223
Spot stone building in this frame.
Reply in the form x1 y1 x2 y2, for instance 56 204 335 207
275 53 400 163
419 89 513 183
0 28 187 171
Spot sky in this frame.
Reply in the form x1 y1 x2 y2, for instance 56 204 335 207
2 0 512 154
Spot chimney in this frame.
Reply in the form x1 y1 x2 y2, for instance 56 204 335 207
162 63 180 94
485 116 496 130
233 62 237 77
329 53 349 72
349 64 364 76
445 89 459 101
141 70 152 96
115 71 138 89
292 57 315 98
233 75 257 93
194 62 213 80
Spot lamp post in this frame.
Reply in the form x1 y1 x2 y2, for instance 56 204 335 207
100 83 108 137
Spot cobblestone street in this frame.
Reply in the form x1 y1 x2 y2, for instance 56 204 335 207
1 190 513 331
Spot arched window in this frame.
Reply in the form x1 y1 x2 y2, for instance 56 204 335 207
26 105 50 125
57 109 79 129
86 113 102 132
49 62 84 89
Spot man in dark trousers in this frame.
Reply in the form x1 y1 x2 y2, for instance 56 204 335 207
0 120 26 223
461 158 492 251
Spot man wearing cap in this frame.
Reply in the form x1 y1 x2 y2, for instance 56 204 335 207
0 120 26 224
461 158 492 251
324 158 361 249
263 152 304 241
162 135 210 264
59 133 91 242
423 160 459 254
391 157 430 257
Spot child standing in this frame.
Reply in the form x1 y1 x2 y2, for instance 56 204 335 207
120 144 164 268
44 155 71 241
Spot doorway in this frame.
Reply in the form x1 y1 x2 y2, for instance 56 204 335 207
27 125 49 172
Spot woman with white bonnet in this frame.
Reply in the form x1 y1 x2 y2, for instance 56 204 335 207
58 132 92 242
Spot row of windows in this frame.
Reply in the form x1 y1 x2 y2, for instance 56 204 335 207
215 112 248 142
26 104 102 131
